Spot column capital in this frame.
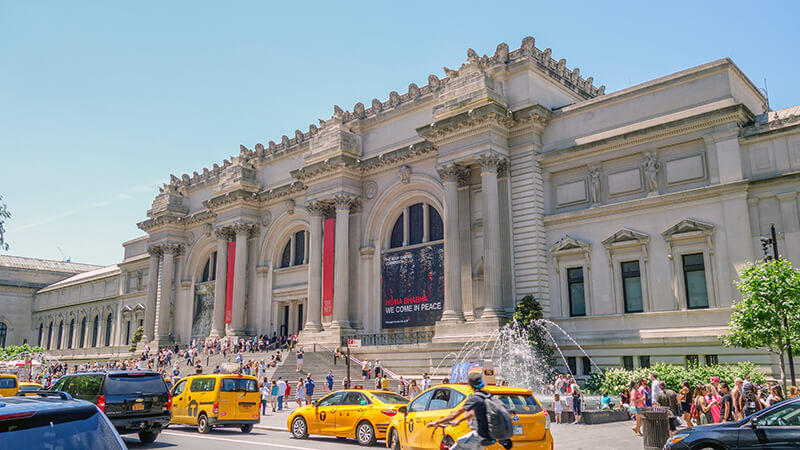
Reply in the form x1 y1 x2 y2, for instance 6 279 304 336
307 200 332 217
436 163 471 186
232 222 259 238
160 243 184 256
147 245 163 257
214 226 234 240
477 153 508 174
333 194 360 212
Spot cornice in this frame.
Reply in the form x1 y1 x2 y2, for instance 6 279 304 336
417 103 550 147
540 104 753 169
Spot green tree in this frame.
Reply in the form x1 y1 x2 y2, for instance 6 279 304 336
0 344 46 360
129 326 143 352
722 259 800 390
513 295 556 374
0 195 10 251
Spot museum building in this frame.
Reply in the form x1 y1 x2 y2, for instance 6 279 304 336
4 37 800 378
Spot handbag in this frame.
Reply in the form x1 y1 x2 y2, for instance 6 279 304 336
690 402 700 420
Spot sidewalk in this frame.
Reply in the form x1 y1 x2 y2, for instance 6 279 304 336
254 407 294 432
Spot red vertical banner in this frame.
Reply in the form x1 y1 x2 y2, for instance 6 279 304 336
225 240 236 324
322 218 335 316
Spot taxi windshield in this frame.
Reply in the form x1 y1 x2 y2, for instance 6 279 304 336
371 392 408 404
220 378 258 393
497 393 542 414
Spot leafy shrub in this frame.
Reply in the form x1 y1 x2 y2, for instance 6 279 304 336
0 344 46 360
129 326 144 352
585 361 765 395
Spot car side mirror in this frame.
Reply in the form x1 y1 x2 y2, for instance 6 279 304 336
398 405 407 414
749 417 759 428
312 400 318 407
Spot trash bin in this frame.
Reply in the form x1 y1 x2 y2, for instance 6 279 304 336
641 406 670 450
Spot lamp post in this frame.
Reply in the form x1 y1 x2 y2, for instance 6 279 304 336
760 223 796 387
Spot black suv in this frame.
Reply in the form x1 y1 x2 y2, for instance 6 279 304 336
51 370 171 443
0 391 126 449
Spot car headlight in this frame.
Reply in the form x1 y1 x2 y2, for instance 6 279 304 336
665 433 689 446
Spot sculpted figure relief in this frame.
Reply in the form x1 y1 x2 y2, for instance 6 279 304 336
643 152 659 193
589 166 601 204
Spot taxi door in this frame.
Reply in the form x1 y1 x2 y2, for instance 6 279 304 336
170 379 189 424
335 391 369 437
226 377 259 421
400 389 433 449
187 377 215 421
312 391 345 435
217 376 241 421
411 388 465 448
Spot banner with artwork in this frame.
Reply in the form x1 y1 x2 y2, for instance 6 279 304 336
381 243 444 328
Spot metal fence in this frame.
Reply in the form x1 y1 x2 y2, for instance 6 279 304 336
341 331 434 347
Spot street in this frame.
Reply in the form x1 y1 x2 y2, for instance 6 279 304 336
124 427 366 450
122 420 644 450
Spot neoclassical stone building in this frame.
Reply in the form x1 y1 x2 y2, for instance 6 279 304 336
20 37 800 379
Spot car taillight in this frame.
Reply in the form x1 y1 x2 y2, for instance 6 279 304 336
440 443 451 450
545 411 551 429
165 392 173 412
213 402 219 414
96 394 106 413
0 411 35 421
381 409 397 417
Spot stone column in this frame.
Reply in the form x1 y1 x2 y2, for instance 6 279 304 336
142 245 161 343
437 163 469 322
229 223 255 336
305 202 325 331
156 244 180 343
478 153 507 319
210 227 230 337
331 195 356 329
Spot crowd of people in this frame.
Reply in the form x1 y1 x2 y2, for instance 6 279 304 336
550 371 800 436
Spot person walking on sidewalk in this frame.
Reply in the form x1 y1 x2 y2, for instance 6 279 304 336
295 378 305 407
304 373 315 405
277 377 287 411
260 379 270 415
326 370 334 392
270 380 278 412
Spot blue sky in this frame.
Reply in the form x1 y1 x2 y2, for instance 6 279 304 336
1 1 798 266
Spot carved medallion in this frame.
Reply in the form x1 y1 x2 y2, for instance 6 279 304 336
364 181 378 199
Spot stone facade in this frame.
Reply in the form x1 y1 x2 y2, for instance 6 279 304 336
14 38 800 379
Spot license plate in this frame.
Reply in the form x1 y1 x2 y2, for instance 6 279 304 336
132 403 144 411
241 404 252 410
513 425 523 435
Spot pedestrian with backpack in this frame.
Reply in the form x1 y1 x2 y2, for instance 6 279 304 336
428 372 513 449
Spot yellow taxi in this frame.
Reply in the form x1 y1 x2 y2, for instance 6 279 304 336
169 373 260 433
386 384 553 450
0 374 19 397
17 381 44 396
287 389 409 446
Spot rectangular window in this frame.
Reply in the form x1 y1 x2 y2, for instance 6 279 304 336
567 357 577 376
639 355 650 369
705 354 718 366
621 261 644 313
567 267 586 317
582 357 591 375
622 356 634 371
686 355 699 367
682 253 708 309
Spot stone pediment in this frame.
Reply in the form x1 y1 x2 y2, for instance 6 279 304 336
661 219 715 240
305 117 362 164
147 184 187 218
549 235 591 255
602 228 649 248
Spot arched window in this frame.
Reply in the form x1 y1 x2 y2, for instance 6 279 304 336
38 323 43 347
68 319 75 349
200 251 217 282
57 320 63 349
92 315 99 347
105 313 113 346
389 202 444 249
280 230 307 268
47 322 53 350
0 323 7 348
80 317 87 348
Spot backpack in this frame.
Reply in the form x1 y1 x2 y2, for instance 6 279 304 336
690 401 700 420
479 391 514 441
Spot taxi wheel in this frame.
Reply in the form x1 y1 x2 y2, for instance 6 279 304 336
197 414 211 434
356 421 376 446
138 430 159 444
291 416 309 439
389 429 401 450
241 424 253 433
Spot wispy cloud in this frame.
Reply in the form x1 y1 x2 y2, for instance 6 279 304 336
9 201 113 233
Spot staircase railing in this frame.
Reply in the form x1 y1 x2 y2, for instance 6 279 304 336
315 344 405 385
339 331 434 347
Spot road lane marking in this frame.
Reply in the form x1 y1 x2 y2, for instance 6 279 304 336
161 431 324 450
